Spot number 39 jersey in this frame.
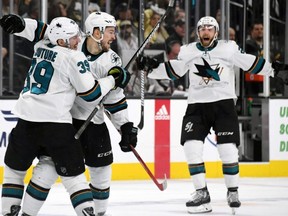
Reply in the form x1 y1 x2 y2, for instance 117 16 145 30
13 40 103 123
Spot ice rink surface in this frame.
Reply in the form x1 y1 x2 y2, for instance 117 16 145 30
2 177 286 216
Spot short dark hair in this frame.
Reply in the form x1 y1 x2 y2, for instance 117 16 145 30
250 20 263 30
166 40 181 54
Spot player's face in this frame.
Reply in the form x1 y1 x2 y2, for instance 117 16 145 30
101 26 116 52
68 34 81 50
198 25 217 47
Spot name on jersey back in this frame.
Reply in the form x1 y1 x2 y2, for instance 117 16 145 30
34 48 58 62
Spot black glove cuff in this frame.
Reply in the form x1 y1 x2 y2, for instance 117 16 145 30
121 122 134 133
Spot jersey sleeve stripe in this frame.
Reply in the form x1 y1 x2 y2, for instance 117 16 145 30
165 61 181 80
78 81 102 102
33 21 47 42
104 98 128 114
246 57 265 74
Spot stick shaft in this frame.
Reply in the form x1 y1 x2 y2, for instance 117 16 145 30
74 105 100 139
125 0 175 69
130 145 167 191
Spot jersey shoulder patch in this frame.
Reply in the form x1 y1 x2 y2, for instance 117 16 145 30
109 51 122 66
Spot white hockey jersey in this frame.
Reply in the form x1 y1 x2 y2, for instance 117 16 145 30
16 18 129 129
71 41 129 129
148 40 274 104
13 39 114 123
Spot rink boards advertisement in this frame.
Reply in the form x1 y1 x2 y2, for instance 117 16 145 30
269 99 288 160
0 98 287 182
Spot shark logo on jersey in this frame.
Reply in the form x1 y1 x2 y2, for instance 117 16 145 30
111 53 120 64
194 57 222 84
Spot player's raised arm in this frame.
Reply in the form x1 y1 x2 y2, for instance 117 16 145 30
0 14 48 42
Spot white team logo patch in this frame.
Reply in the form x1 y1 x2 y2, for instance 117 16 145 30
111 53 120 64
185 122 193 133
155 105 170 120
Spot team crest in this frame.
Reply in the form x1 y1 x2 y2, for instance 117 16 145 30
111 53 120 64
194 57 223 84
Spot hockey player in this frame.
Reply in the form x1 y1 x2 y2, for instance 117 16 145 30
138 16 276 214
0 15 130 216
1 12 137 216
71 11 138 215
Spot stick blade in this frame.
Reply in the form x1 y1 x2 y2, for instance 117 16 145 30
158 174 168 191
137 119 144 130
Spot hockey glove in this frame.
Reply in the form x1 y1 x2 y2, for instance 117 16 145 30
108 66 131 88
137 55 160 72
272 60 287 77
119 122 138 152
0 14 25 34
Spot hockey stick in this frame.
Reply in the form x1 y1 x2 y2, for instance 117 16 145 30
104 111 167 191
75 104 100 139
75 0 175 139
74 107 167 190
130 145 167 191
120 0 175 189
137 0 145 130
132 0 175 129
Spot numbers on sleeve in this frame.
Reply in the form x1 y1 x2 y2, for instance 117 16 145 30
77 60 90 73
22 59 54 95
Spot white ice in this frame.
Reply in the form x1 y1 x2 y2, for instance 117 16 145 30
4 177 286 216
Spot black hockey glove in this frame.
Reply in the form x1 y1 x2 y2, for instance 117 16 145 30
108 66 131 88
0 14 25 34
137 55 160 72
119 122 138 152
272 60 287 77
